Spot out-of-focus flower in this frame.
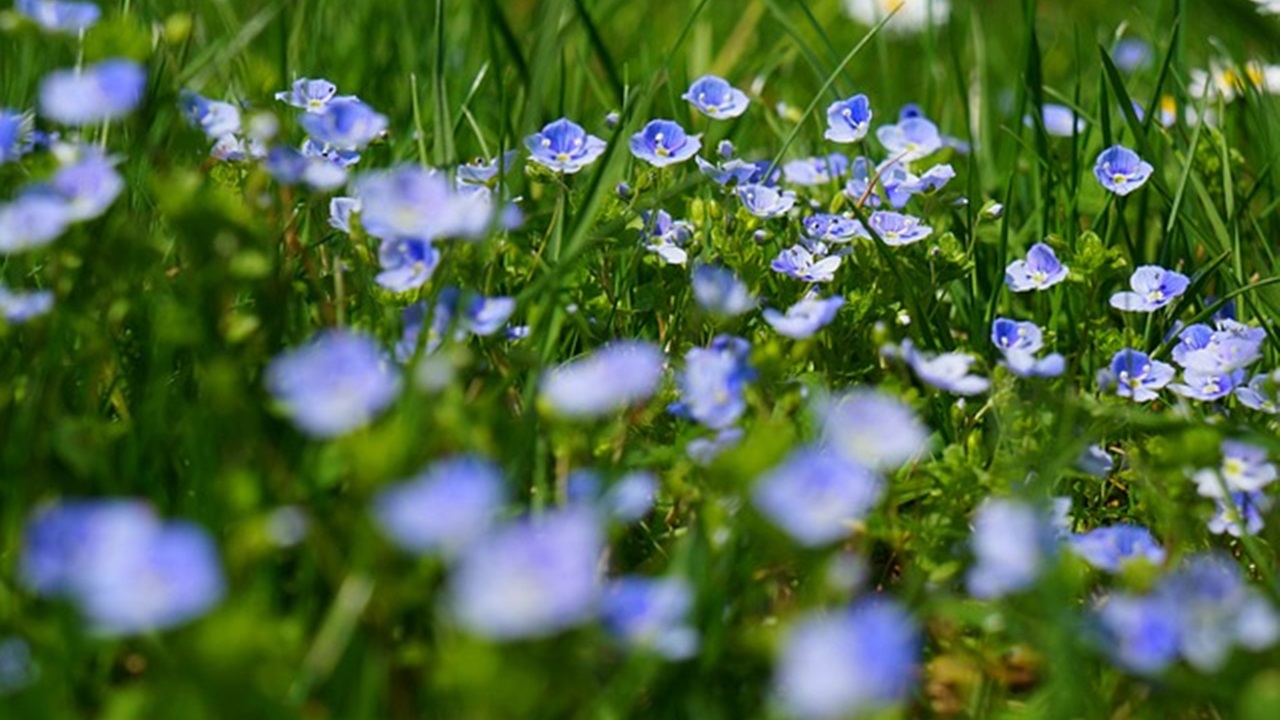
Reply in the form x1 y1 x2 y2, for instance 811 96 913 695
0 194 72 254
737 183 796 218
802 213 865 243
329 196 360 233
1108 349 1174 402
0 636 35 695
691 264 755 317
540 341 664 419
782 154 848 186
876 117 942 162
0 286 54 323
640 209 692 266
602 472 657 523
682 75 750 120
42 146 123 221
15 0 100 33
1109 265 1189 312
819 388 927 471
1026 104 1085 137
275 78 343 112
371 455 506 556
687 427 744 466
1068 524 1165 572
1094 145 1154 195
1114 38 1152 72
1208 491 1271 537
1238 370 1280 413
773 600 918 720
866 210 931 246
771 244 841 283
967 498 1052 598
264 145 348 190
1192 440 1276 498
354 165 493 241
764 294 844 339
0 109 31 164
602 576 699 659
630 119 700 167
179 91 241 139
1077 444 1114 477
298 98 387 151
375 238 440 292
265 330 401 438
824 94 872 143
449 509 602 639
526 118 607 174
752 447 882 546
890 339 989 395
991 317 1064 378
1096 593 1182 674
842 0 950 33
1005 242 1068 292
672 335 753 430
39 60 146 127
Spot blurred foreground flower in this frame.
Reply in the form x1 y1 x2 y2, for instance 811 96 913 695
265 330 401 438
539 341 664 418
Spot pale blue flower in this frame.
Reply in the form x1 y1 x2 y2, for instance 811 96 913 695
1237 370 1280 413
265 145 348 190
672 335 753 430
1208 491 1271 537
1109 265 1189 312
1164 554 1280 672
771 244 841 283
967 498 1051 598
894 339 989 395
737 183 796 218
371 455 506 556
629 119 701 167
782 154 848 186
1192 440 1276 498
1096 593 1182 674
328 196 360 233
764 294 844 339
991 317 1064 377
603 472 657 523
866 210 931 246
375 238 440 292
802 213 866 243
179 91 241 139
1069 525 1165 572
841 156 881 207
876 117 942 162
696 156 772 186
1176 321 1264 373
640 209 692 266
275 78 343 112
0 109 32 164
354 165 492 241
1005 242 1068 291
38 60 146 126
819 388 928 471
299 98 387 151
265 330 401 438
1026 103 1085 137
43 146 123 221
15 0 99 33
1109 349 1174 402
682 75 749 119
540 341 664 419
692 264 755 316
752 447 882 546
526 118 607 174
0 286 54 323
880 161 955 207
1095 145 1154 195
602 576 699 659
824 94 872 143
1114 38 1152 72
0 194 71 253
0 636 35 695
456 150 518 187
1169 368 1245 401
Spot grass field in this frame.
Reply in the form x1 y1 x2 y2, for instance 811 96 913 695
5 0 1280 717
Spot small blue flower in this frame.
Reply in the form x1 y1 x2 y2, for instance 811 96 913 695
752 447 882 546
265 145 348 191
824 94 873 143
371 455 507 556
1208 491 1271 537
328 196 360 233
275 78 344 112
602 576 699 659
967 498 1052 598
696 157 773 186
991 317 1064 378
1109 265 1189 312
15 0 100 33
298 98 387 151
764 294 844 339
876 117 942 162
525 118 607 174
737 183 796 218
640 209 692 266
819 389 928 471
179 91 241 139
1175 320 1264 373
1096 593 1182 675
1026 104 1085 137
1108 349 1174 402
841 156 882 207
629 119 701 167
1161 553 1280 671
1114 38 1153 72
43 146 123 221
0 109 31 164
375 238 440 292
782 154 848 186
771 244 842 283
1192 440 1276 498
1169 367 1245 401
265 330 401 438
39 59 146 127
354 165 492 241
0 194 72 254
456 150 518 187
717 139 735 159
880 162 956 207
602 472 657 523
1069 525 1166 572
867 211 932 246
1095 145 1154 195
0 285 54 323
673 335 753 430
1237 370 1280 413
540 341 664 419
691 264 755 316
892 339 990 395
802 213 866 243
1005 242 1068 291
682 75 750 119
301 138 361 168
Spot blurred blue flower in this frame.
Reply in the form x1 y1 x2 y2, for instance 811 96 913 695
1068 524 1165 572
967 498 1052 598
691 264 755 316
449 509 602 639
39 59 146 126
329 196 360 233
752 447 882 546
892 339 989 395
867 210 931 246
819 388 928 471
1109 265 1189 312
0 285 54 323
1096 593 1182 674
1108 349 1174 402
1175 320 1264 373
1114 38 1153 72
0 636 35 696
771 244 841 283
1004 242 1068 291
1094 145 1153 195
1208 490 1271 537
687 427 744 466
802 213 866 243
603 576 698 659
375 238 440 293
265 145 347 190
0 194 72 254
1026 104 1085 137
456 150 518 187
179 91 242 139
265 330 401 438
1237 370 1280 413
43 146 123 221
371 455 506 556
991 317 1064 378
354 165 492 241
640 209 692 266
1164 554 1280 671
1169 367 1245 401
773 600 918 720
842 156 881 207
1077 444 1114 477
539 341 664 419
299 98 388 151
1192 439 1276 498
673 335 753 430
602 472 657 523
782 154 848 186
880 161 955 207
737 183 796 218
525 118 607 174
15 0 100 33
0 109 31 164
764 294 844 339
629 119 700 167
876 116 942 162
275 78 343 112
682 75 750 119
824 94 872 143
301 138 361 169
717 139 734 159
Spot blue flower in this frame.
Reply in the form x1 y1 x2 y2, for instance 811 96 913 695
1114 38 1153 72
1237 370 1280 413
867 211 932 246
967 499 1052 598
880 161 956 207
602 576 699 659
0 636 35 695
42 146 123 221
275 78 344 112
893 340 989 395
771 244 842 283
601 472 658 523
819 388 928 471
0 285 54 323
629 119 701 167
354 165 492 241
737 183 796 218
0 109 31 164
456 150 518 187
782 154 848 186
1109 265 1189 312
1169 368 1245 401
448 509 602 639
298 98 387 151
1069 525 1166 572
265 330 401 438
1174 320 1263 373
265 145 348 191
824 94 873 143
876 117 942 162
773 601 918 720
640 209 692 266
525 118 607 174
991 317 1064 378
301 138 361 168
673 335 753 430
371 455 506 556
691 264 755 316
1161 553 1280 671
539 341 664 419
1004 242 1068 291
179 91 241 139
1095 145 1154 195
1208 491 1271 537
802 213 866 243
764 294 845 339
752 447 882 546
328 196 360 233
696 156 773 186
38 60 146 126
1096 593 1183 675
682 75 750 119
1108 349 1174 402
1026 103 1085 137
0 194 72 254
375 238 440 292
15 0 100 33
1192 440 1276 497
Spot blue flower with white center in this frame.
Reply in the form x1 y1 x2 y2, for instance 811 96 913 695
449 509 602 640
15 0 100 33
752 447 882 547
866 210 932 247
265 145 347 191
301 138 361 168
328 196 360 233
1068 525 1166 572
771 244 842 283
1109 265 1190 312
1169 367 1245 401
696 156 774 186
456 150 518 187
354 165 492 241
1004 242 1068 291
1208 491 1271 537
275 78 342 112
298 98 387 151
0 194 72 254
371 455 506 556
629 119 701 167
460 294 516 337
1026 103 1085 137
1096 593 1182 675
38 59 146 127
802 213 866 243
990 317 1065 378
773 600 918 720
672 335 753 430
602 576 699 659
1171 323 1213 366
782 154 848 186
736 183 796 218
640 209 692 266
179 91 241 139
1162 553 1280 672
842 156 881 207
880 161 956 207
691 264 755 316
1095 145 1154 195
1177 322 1264 374
764 294 844 339
819 389 927 471
1109 349 1174 402
876 117 942 162
824 94 873 143
0 285 54 323
682 75 749 119
1193 440 1276 498
265 330 401 438
375 238 440 292
967 498 1052 598
891 339 989 395
1237 370 1280 413
540 341 664 419
525 118 607 174
0 109 31 164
